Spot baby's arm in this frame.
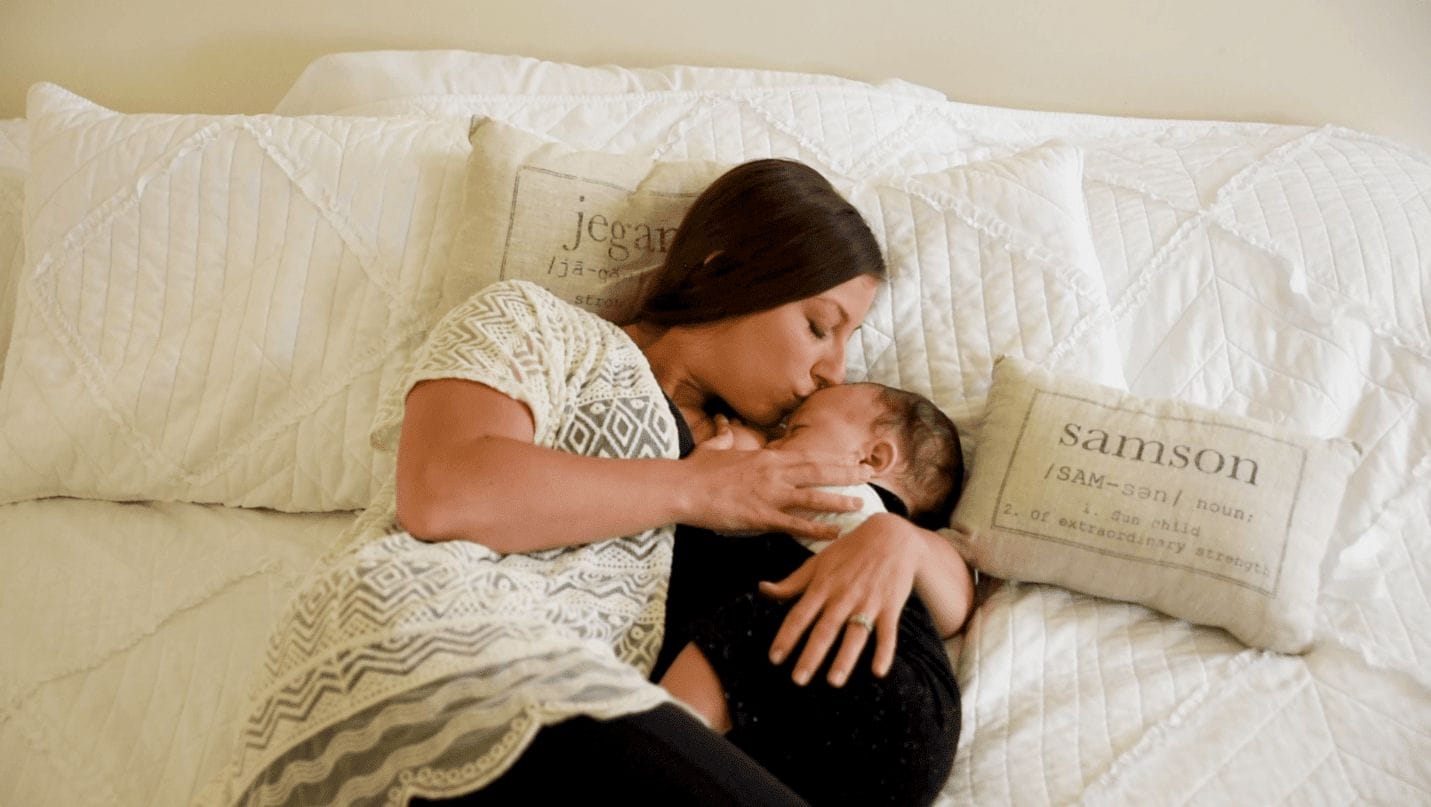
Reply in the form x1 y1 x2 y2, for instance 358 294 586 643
905 518 975 637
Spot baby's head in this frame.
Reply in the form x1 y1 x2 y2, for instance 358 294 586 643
767 382 963 527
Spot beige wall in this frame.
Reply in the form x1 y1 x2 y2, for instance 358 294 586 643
3 0 1429 153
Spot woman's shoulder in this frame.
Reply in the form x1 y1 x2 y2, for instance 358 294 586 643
462 279 608 328
448 279 643 361
465 278 566 313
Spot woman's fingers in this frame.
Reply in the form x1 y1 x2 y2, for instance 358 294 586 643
788 455 871 488
825 612 875 686
792 488 865 515
871 609 899 678
764 568 823 667
775 513 843 542
789 600 866 685
758 562 813 603
759 516 922 684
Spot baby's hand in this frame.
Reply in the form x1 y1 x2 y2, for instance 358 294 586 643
702 414 769 451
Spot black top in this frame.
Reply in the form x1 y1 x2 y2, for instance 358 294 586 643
656 396 808 677
656 397 904 679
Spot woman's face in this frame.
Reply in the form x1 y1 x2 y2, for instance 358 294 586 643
695 274 880 427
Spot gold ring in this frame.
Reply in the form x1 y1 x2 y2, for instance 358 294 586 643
846 613 875 632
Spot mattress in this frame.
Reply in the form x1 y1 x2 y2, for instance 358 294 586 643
0 499 354 806
2 51 1428 806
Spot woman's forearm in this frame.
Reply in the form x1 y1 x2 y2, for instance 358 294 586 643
398 435 694 552
395 379 870 552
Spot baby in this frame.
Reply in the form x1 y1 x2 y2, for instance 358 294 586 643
658 381 968 807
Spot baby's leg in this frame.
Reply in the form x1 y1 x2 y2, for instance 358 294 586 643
659 642 733 733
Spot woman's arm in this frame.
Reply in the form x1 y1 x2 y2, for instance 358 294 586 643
758 513 973 687
396 379 873 552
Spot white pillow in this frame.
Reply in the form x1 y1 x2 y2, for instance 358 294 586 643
0 84 471 511
950 355 1359 653
0 119 26 384
444 120 1124 428
842 140 1125 427
271 50 966 185
274 49 946 116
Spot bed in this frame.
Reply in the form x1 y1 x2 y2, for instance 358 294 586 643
1 49 1427 806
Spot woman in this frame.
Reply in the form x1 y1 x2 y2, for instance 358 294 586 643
223 159 972 806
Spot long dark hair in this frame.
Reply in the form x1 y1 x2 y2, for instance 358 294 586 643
629 159 885 327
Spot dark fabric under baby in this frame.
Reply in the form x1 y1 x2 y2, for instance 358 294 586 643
658 526 960 807
657 395 961 806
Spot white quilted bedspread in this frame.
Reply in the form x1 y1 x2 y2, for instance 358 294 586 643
2 60 1428 806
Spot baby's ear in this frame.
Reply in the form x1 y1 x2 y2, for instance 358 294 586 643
864 438 899 474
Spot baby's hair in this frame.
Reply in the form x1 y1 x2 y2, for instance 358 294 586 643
863 383 963 529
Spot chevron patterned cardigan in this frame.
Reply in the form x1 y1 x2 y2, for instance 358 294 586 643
206 280 680 806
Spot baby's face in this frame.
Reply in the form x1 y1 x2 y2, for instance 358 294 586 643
766 384 881 457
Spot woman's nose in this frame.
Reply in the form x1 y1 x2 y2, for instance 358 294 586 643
813 343 847 388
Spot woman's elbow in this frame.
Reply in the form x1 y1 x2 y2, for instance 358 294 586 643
395 498 442 542
395 481 456 542
395 464 487 544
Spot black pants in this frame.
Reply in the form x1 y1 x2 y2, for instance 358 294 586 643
420 527 958 806
410 702 807 806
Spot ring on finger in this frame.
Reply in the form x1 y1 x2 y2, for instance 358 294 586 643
846 612 875 632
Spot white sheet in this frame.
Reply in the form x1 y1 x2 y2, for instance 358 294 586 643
0 500 353 807
3 52 1429 806
0 119 25 384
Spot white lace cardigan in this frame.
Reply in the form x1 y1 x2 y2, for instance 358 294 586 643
206 280 681 806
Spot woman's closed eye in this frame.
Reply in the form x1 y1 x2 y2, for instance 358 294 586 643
808 319 829 339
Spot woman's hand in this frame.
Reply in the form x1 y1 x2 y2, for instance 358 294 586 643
679 424 870 541
758 513 926 687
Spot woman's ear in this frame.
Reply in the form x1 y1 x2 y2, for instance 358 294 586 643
863 438 898 474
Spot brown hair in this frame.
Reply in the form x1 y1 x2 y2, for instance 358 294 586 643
628 159 885 327
865 383 964 529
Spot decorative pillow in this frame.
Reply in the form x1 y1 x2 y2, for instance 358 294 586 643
440 118 726 321
949 355 1360 653
0 84 471 511
446 120 1124 430
273 49 946 116
0 119 26 384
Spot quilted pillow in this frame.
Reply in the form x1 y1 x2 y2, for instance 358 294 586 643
273 49 946 116
445 119 1124 432
0 84 471 511
950 355 1360 653
0 119 25 383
